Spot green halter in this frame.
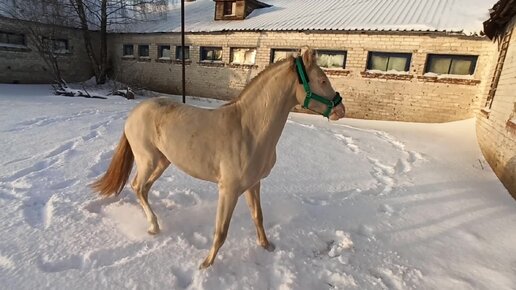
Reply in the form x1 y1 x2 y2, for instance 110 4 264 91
295 56 343 118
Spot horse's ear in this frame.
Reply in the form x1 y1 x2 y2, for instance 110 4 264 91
300 46 316 67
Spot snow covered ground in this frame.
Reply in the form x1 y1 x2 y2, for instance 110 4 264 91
0 84 515 290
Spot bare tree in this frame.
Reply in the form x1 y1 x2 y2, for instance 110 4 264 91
1 0 167 86
69 0 167 84
0 0 75 87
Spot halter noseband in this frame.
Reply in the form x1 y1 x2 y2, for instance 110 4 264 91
295 56 343 118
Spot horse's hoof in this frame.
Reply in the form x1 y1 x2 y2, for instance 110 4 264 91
148 228 160 235
262 242 276 252
199 259 212 270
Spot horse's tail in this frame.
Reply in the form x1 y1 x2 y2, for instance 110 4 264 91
91 133 134 196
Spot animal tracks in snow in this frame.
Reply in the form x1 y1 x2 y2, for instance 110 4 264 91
290 120 424 197
5 109 99 133
334 133 360 153
37 238 172 273
301 228 422 289
153 189 202 210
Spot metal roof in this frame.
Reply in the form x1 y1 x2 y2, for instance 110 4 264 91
119 0 498 35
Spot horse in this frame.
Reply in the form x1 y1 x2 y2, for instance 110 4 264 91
91 47 346 268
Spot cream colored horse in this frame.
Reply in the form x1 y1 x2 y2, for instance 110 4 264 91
92 47 345 268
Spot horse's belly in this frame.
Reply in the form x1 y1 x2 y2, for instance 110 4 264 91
157 138 219 183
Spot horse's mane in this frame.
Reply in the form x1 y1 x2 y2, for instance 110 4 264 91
223 56 295 107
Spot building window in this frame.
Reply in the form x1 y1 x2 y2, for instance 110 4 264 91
138 44 149 58
176 46 190 60
123 44 133 56
223 1 236 16
271 48 296 63
158 45 171 59
0 31 25 46
42 37 69 53
367 52 411 72
316 50 347 69
425 54 478 75
200 46 222 62
230 48 256 65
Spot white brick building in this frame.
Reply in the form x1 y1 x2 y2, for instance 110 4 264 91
110 0 498 122
477 0 516 196
0 0 502 123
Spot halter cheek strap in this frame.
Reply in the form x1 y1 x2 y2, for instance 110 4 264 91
295 56 343 118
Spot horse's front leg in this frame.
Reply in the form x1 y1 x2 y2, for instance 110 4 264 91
244 181 274 251
200 182 239 269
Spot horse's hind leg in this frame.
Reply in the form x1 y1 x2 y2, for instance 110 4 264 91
131 150 170 235
244 182 274 251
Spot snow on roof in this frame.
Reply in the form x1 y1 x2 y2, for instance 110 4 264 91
118 0 498 35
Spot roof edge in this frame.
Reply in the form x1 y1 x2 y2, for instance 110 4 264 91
484 0 516 39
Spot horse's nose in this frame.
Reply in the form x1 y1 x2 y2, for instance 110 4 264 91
329 103 345 121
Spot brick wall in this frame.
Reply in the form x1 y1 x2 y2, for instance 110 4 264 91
476 17 516 197
110 31 495 123
0 17 95 84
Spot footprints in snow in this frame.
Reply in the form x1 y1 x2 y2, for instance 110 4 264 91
290 120 425 196
334 134 360 153
154 189 201 210
5 109 99 133
37 238 171 273
309 228 422 289
1 113 120 230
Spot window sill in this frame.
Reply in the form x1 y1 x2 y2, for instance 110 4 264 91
53 50 71 55
417 75 480 85
217 15 244 20
198 61 225 67
0 44 30 52
137 57 151 62
156 58 172 63
121 56 135 60
173 59 192 65
228 63 258 69
323 69 350 76
361 71 413 80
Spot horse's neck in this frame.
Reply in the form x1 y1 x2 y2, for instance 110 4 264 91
234 62 298 147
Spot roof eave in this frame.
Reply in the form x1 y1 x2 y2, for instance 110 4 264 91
483 0 516 39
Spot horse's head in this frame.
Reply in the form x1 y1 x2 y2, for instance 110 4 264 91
293 47 346 120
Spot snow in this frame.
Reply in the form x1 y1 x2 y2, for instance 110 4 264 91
118 0 498 35
0 43 29 49
0 84 515 289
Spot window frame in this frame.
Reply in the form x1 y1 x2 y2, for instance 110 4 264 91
316 49 347 69
223 1 236 16
424 54 478 75
0 31 26 46
175 45 190 60
200 46 223 62
230 47 257 65
122 44 134 56
157 44 171 59
138 44 150 58
366 51 412 72
270 48 297 63
42 37 69 54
